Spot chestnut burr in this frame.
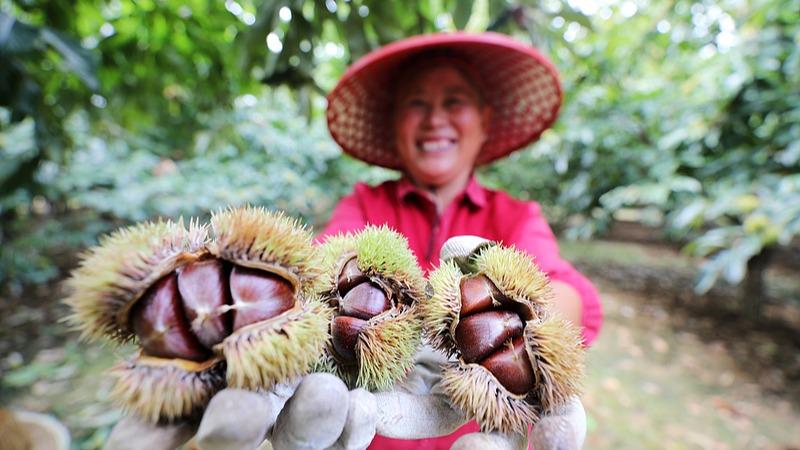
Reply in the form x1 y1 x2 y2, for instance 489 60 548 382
316 227 425 391
423 236 584 433
65 207 332 423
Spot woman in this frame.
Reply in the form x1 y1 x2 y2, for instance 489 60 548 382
105 32 601 450
320 32 603 449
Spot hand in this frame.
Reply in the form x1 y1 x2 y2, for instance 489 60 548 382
374 346 585 450
104 373 378 450
104 353 585 450
390 347 586 450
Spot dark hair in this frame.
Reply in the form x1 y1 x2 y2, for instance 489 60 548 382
390 50 487 106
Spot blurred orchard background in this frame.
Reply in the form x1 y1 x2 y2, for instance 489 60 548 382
1 0 798 448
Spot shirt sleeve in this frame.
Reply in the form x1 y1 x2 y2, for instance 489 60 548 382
316 189 368 242
508 203 603 347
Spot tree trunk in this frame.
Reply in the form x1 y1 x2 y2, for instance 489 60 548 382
742 247 774 319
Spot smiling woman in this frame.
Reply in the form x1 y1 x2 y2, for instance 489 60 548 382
321 32 603 449
99 32 600 450
392 64 491 209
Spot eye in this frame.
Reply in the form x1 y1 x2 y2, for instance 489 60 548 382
407 98 428 109
445 96 466 107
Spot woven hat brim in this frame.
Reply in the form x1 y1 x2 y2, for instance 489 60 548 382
326 32 563 170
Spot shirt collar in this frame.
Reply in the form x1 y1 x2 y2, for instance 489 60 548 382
396 175 487 209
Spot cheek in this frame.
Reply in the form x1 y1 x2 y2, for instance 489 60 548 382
456 112 487 145
394 114 418 144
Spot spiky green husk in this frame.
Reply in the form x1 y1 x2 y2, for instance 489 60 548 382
312 349 358 387
220 296 332 390
355 306 421 391
525 315 584 412
314 227 425 390
320 306 422 391
351 226 425 302
441 362 539 433
64 219 208 343
426 243 584 432
475 245 551 315
312 233 355 296
110 355 226 424
419 259 462 356
209 206 317 287
316 226 425 304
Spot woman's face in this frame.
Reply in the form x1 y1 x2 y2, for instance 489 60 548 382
393 66 490 188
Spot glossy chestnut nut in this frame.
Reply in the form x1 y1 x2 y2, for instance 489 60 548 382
460 275 503 317
480 337 535 395
340 282 391 320
455 310 523 363
331 260 393 364
131 274 209 361
337 258 368 296
229 266 295 330
331 315 368 363
456 274 535 394
177 258 231 348
131 258 297 362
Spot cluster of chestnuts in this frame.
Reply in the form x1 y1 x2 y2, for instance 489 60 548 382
65 207 330 423
314 227 425 390
66 209 584 434
422 236 584 432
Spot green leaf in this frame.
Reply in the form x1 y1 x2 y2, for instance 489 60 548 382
0 12 38 54
452 0 473 30
40 28 99 91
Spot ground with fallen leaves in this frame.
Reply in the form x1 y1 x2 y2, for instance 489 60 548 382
2 240 799 449
583 281 799 449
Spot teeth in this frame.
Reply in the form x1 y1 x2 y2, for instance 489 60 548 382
420 139 454 152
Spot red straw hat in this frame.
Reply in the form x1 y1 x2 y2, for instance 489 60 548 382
326 32 562 170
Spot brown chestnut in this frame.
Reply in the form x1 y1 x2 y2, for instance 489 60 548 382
177 258 231 348
460 275 502 317
229 266 295 330
340 282 391 320
331 315 368 363
131 273 209 361
455 310 524 363
480 337 535 395
337 258 368 296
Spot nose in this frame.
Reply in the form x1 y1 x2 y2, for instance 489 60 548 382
422 103 447 128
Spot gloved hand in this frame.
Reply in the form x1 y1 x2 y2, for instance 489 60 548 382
103 349 464 450
105 349 585 450
104 373 377 450
374 345 586 450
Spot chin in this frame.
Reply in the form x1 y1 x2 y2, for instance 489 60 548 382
414 172 456 188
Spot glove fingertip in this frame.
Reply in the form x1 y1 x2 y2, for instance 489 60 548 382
195 389 273 450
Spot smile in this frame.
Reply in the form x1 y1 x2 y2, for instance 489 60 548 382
417 138 457 153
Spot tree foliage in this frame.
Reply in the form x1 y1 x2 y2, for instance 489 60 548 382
1 0 797 301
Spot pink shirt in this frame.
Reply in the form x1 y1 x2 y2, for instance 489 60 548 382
319 176 602 450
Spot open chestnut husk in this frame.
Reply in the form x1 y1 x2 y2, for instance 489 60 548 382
314 226 425 390
421 237 584 432
64 207 331 423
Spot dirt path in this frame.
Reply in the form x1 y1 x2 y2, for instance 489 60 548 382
584 281 800 449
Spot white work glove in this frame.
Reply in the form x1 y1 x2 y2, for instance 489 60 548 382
377 349 529 449
374 345 586 450
104 373 377 450
105 351 585 450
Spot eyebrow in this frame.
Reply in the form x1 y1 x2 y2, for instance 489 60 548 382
402 85 476 97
